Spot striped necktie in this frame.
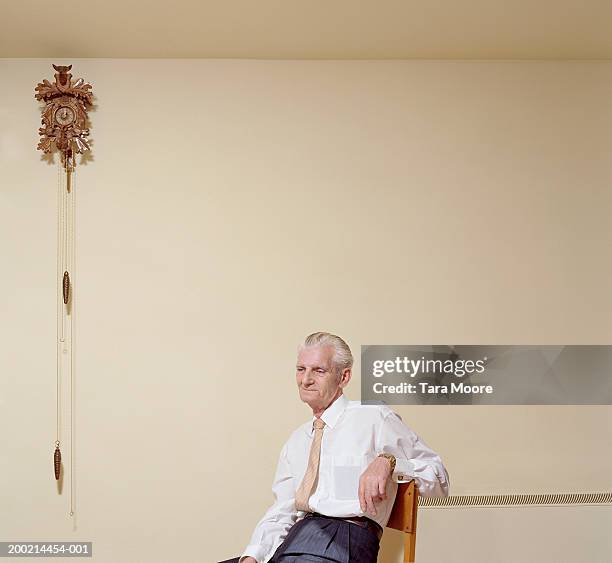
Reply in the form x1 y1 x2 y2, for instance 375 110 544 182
294 418 326 512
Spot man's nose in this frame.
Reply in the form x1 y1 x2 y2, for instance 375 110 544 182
303 370 315 384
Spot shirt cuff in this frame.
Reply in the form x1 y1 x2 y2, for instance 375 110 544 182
239 544 268 563
393 458 416 483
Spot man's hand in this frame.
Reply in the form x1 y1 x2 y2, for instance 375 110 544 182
358 456 393 516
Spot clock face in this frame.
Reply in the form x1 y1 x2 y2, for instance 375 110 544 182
55 106 75 126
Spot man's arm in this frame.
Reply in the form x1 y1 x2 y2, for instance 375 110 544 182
375 410 450 497
239 441 297 563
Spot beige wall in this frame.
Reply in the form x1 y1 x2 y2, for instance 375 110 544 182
1 59 611 562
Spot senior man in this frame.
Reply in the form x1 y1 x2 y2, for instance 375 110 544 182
220 332 449 563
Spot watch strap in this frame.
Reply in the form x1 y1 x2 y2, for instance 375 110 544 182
377 452 396 474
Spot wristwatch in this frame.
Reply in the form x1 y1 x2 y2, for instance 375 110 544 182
377 453 396 474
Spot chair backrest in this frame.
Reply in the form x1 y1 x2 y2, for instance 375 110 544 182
386 480 419 563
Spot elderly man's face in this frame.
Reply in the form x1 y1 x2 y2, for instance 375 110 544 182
296 345 344 411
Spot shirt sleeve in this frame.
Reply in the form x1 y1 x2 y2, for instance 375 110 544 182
239 440 298 562
375 410 450 497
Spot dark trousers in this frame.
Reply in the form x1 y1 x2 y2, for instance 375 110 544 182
219 513 380 563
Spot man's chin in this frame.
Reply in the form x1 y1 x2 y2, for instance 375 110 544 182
299 390 319 405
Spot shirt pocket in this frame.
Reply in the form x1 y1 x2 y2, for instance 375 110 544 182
332 454 369 500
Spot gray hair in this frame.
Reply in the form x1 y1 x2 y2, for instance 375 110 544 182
299 332 354 376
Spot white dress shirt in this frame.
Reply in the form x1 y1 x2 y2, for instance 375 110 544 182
240 393 449 563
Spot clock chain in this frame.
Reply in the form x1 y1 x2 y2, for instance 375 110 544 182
54 152 78 518
55 158 63 465
69 156 76 518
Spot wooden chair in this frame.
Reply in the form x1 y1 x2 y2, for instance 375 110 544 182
386 480 419 562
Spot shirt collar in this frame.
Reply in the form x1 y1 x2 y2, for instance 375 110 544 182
306 393 349 436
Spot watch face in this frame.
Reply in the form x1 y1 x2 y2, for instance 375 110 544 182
55 106 75 126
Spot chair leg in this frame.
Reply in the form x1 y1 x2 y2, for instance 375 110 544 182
404 531 416 563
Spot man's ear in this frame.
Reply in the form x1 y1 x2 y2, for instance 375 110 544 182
339 368 352 388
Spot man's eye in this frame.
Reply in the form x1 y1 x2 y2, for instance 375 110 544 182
316 369 325 373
